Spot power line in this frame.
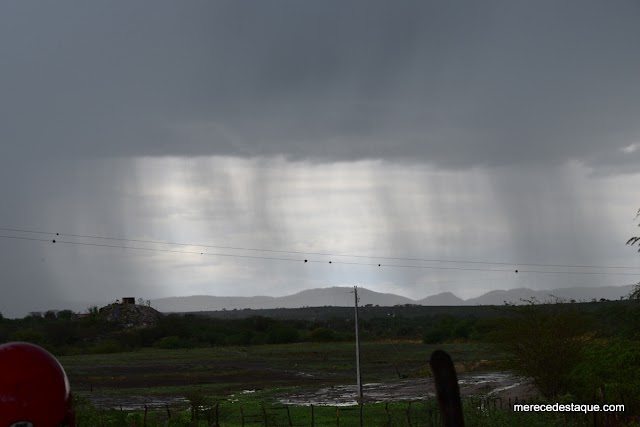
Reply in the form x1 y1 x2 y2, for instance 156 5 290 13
1 233 639 277
1 226 639 271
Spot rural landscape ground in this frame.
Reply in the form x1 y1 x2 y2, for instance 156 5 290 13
0 296 622 426
1 295 639 425
63 342 541 426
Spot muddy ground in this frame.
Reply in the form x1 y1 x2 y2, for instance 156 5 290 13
276 371 538 407
63 343 531 410
80 369 536 410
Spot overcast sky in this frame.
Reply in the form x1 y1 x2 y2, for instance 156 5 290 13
2 1 640 317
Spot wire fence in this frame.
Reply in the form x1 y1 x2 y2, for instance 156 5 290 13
79 394 639 427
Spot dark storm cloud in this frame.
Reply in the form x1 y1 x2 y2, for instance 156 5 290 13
2 1 640 317
2 1 639 168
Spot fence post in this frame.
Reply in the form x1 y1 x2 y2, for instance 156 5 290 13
165 403 171 419
240 406 245 427
215 402 220 427
143 404 148 427
336 407 340 427
286 406 293 427
385 402 391 426
311 404 314 427
406 401 412 427
262 403 269 427
359 403 364 427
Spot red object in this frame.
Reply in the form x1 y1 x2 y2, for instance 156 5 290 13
0 342 75 427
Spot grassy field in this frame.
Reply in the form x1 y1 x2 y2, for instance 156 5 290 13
60 341 502 398
61 341 611 426
72 395 574 427
60 341 523 425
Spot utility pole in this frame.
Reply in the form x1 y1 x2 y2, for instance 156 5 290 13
354 286 363 404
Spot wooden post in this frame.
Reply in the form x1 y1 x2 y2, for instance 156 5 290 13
240 406 245 427
406 401 412 427
286 406 293 427
143 404 148 427
359 403 364 427
311 404 315 427
215 402 220 427
354 286 363 404
262 403 269 427
385 402 391 426
336 407 340 427
430 350 464 427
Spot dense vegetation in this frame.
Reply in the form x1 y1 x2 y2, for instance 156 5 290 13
489 297 640 406
0 299 637 351
0 305 496 355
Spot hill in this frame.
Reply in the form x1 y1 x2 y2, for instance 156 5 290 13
150 286 414 312
98 302 164 328
149 284 634 313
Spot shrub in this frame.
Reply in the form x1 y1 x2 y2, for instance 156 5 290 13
309 327 338 342
91 339 125 354
267 326 299 344
10 328 44 345
154 335 193 349
490 298 591 399
570 337 640 400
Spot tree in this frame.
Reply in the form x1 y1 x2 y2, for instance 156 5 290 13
490 297 591 399
87 305 99 317
626 208 640 300
626 208 640 251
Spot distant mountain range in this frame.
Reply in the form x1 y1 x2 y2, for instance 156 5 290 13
148 284 635 313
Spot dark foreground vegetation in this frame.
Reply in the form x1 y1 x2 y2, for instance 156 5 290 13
2 296 640 425
72 395 584 427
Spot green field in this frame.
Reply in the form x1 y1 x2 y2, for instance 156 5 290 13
61 341 501 398
62 341 569 426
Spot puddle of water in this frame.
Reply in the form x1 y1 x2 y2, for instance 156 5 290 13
458 372 512 385
488 381 523 395
84 371 527 410
278 381 432 406
277 372 524 406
